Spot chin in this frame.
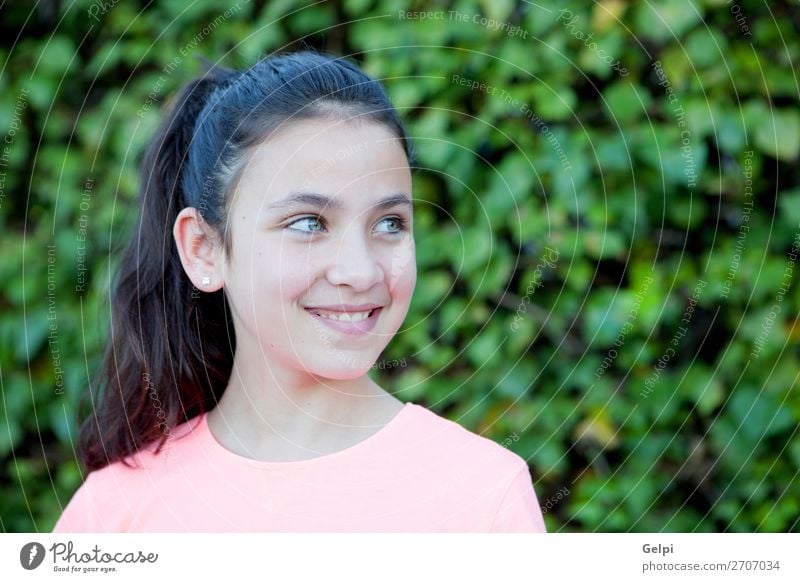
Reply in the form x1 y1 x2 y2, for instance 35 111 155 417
302 357 377 381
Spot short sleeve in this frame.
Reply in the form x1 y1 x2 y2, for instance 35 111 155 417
489 463 547 532
52 473 97 532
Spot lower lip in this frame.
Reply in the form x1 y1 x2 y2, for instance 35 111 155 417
305 308 382 336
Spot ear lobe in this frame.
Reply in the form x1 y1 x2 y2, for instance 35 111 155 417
173 207 224 292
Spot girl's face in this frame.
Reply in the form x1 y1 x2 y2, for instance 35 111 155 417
221 118 416 379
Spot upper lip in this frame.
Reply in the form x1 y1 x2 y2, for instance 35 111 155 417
304 303 383 312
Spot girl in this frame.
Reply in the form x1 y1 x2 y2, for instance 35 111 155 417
53 51 547 532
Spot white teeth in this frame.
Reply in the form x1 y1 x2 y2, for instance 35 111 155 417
311 309 373 322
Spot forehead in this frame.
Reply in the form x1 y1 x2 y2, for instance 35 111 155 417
233 118 411 210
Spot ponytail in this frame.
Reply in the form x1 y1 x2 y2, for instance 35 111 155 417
78 50 413 472
78 62 236 471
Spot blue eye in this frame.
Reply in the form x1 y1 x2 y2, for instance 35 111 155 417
286 216 325 233
376 217 408 234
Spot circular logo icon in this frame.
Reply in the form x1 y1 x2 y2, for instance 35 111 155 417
20 542 46 570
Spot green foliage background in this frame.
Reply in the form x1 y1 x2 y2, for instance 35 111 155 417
1 0 798 532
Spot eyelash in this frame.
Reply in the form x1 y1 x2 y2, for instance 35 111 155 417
285 215 408 235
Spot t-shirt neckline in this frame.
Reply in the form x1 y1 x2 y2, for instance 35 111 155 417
197 402 415 470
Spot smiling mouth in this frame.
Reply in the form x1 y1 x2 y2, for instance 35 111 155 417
304 308 379 322
303 307 383 336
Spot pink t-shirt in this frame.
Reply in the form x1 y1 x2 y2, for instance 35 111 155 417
53 402 547 532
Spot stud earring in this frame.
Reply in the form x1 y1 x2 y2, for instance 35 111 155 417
201 276 211 286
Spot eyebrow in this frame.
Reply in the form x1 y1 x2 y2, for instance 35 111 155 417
267 192 412 214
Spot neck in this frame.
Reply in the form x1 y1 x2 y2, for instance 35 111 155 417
205 347 404 461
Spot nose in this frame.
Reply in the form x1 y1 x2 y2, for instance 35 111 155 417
325 227 384 291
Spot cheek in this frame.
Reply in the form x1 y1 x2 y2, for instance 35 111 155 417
386 237 416 295
228 243 310 308
272 246 316 301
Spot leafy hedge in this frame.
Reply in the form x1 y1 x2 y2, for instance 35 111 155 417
1 0 798 532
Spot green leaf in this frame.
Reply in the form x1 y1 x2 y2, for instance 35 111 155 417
603 81 651 124
595 131 632 171
684 28 726 69
37 36 77 76
680 364 724 416
478 0 515 22
530 84 576 121
497 361 537 399
778 188 800 229
485 153 535 221
633 0 703 42
465 327 504 367
458 227 494 275
754 109 800 162
412 269 453 310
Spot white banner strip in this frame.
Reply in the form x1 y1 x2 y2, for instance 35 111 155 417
2 534 798 581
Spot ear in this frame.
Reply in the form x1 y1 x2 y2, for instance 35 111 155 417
173 207 225 293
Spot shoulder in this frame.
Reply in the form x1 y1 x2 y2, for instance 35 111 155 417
397 403 545 531
53 414 206 532
402 403 529 473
